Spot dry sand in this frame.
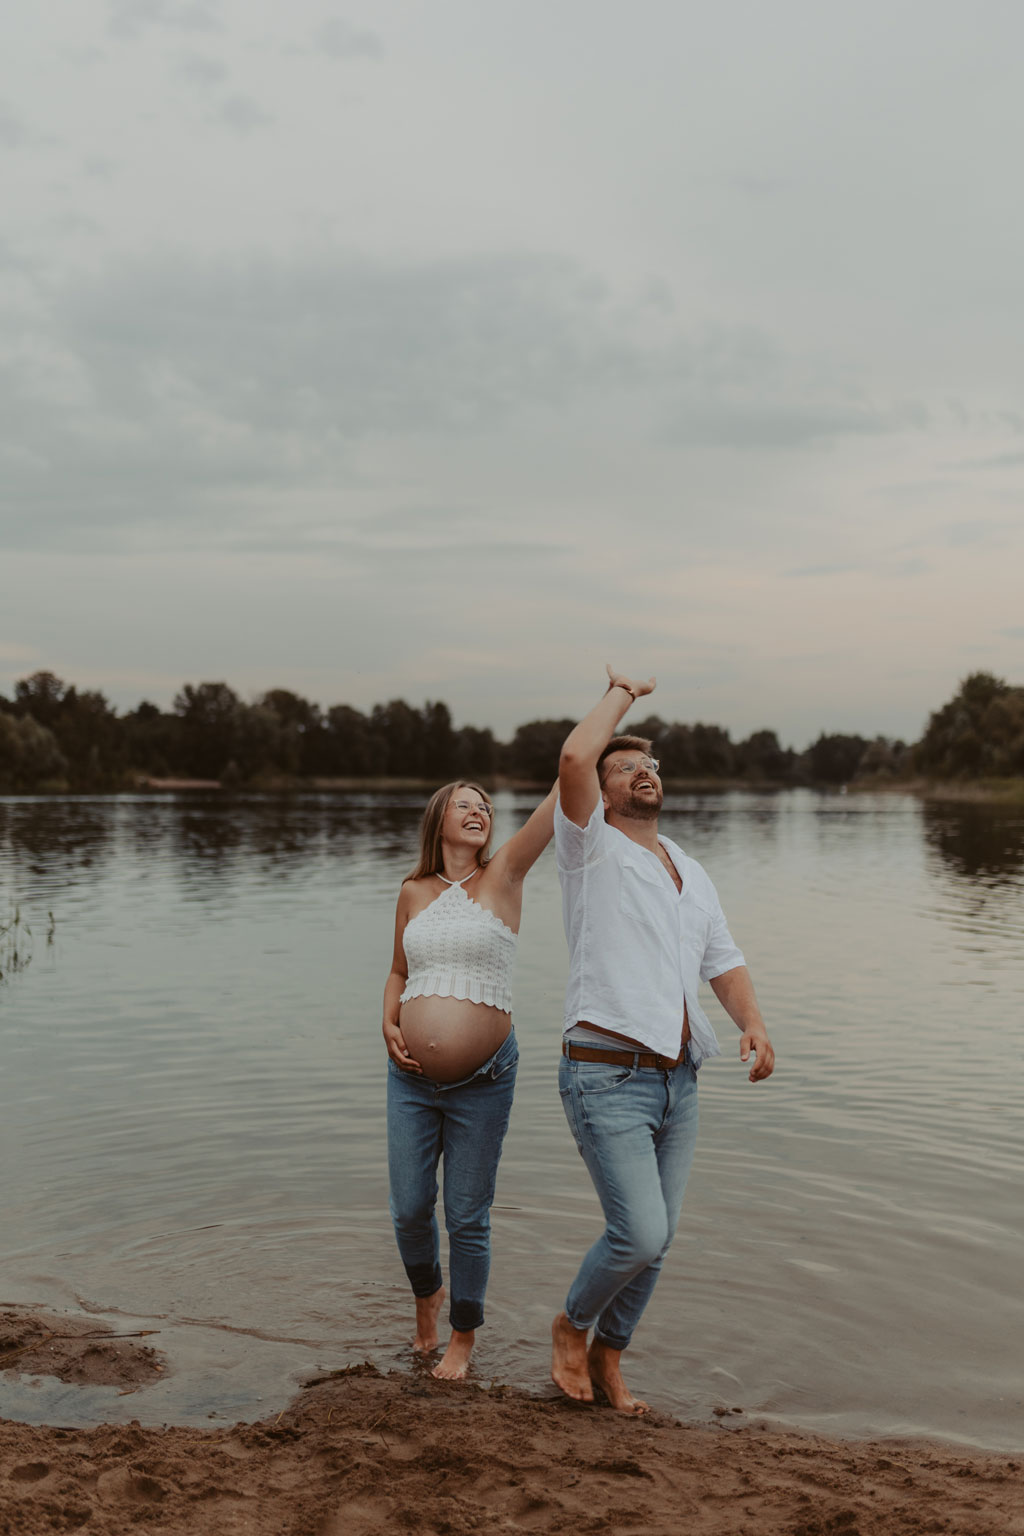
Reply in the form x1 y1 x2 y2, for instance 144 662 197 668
2 1310 1022 1536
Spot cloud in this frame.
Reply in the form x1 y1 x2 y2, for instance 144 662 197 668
214 94 273 132
107 0 221 40
0 245 940 562
942 519 1018 548
785 557 929 580
313 16 383 61
0 101 28 149
663 396 927 450
957 450 1024 470
174 50 228 90
784 562 862 579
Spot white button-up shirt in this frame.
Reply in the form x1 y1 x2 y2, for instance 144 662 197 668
554 796 745 1068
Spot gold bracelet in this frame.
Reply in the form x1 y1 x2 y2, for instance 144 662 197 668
609 682 637 702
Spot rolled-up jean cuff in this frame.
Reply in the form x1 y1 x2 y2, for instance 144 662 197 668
407 1260 443 1300
449 1298 484 1332
564 1306 628 1351
592 1326 630 1351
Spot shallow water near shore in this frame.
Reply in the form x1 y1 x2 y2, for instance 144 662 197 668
1 789 1023 1449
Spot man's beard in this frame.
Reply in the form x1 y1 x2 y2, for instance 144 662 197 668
625 786 662 821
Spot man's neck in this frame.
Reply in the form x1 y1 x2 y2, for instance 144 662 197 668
604 809 661 852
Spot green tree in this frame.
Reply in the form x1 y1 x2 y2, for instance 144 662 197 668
454 725 498 779
802 733 869 784
858 736 909 778
736 729 796 782
10 672 123 788
504 718 577 782
122 701 182 779
421 701 457 779
323 704 374 776
259 689 322 775
370 700 427 776
656 723 697 778
0 713 68 789
691 723 736 777
173 682 242 779
13 671 67 729
915 672 1024 777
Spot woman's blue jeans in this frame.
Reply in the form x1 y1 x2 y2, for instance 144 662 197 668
387 1029 518 1333
558 1050 699 1351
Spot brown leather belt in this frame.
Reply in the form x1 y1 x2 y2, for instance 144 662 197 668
562 1042 687 1071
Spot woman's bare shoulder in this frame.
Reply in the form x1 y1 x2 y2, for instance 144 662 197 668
397 875 439 918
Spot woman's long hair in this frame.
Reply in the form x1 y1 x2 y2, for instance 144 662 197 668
408 781 494 880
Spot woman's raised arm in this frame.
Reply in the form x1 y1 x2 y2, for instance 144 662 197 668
491 782 559 885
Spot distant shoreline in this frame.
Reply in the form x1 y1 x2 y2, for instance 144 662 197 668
847 776 1024 806
6 774 1023 804
130 773 1024 803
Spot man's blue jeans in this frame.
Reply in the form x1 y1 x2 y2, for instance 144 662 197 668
558 1050 699 1351
387 1030 518 1333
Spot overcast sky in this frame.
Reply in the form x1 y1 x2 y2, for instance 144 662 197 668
3 1 1022 747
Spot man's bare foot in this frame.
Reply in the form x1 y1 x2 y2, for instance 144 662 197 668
431 1328 475 1379
587 1337 648 1415
413 1287 445 1353
551 1312 594 1403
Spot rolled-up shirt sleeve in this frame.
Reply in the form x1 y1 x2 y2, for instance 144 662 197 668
554 795 604 872
699 891 745 982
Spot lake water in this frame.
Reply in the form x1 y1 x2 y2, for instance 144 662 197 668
1 790 1023 1449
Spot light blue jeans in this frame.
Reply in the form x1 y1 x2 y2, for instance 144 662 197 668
387 1029 518 1333
558 1049 699 1351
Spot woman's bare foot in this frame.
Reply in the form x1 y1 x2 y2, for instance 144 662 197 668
551 1312 594 1403
431 1328 475 1379
413 1287 445 1353
587 1337 648 1414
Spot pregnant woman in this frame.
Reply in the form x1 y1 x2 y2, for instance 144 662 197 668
382 778 557 1379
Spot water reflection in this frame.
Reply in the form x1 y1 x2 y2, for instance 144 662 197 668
4 787 1022 914
2 790 1024 1448
923 800 1024 882
0 798 115 883
0 794 432 900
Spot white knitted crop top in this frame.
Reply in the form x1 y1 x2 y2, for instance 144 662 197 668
400 884 517 1014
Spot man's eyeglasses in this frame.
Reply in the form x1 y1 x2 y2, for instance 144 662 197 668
601 757 660 778
451 799 493 817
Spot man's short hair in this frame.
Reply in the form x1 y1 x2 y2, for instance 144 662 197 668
597 734 654 776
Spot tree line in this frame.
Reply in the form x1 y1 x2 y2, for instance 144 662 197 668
0 669 1020 793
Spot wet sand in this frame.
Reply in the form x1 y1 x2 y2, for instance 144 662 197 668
2 1311 1022 1535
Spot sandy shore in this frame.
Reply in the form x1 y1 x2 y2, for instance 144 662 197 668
2 1311 1022 1535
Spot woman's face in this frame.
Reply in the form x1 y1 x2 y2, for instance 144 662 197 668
441 788 493 853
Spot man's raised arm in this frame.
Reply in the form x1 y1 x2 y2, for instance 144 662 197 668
558 665 656 827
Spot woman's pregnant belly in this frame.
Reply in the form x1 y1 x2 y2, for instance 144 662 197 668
399 995 510 1083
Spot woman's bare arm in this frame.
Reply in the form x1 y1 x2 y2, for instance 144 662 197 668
491 783 559 885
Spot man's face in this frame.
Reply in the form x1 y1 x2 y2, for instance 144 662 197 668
600 751 663 821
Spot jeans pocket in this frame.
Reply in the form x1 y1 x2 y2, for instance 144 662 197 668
575 1062 634 1094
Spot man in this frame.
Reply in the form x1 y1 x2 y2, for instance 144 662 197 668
550 666 775 1414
